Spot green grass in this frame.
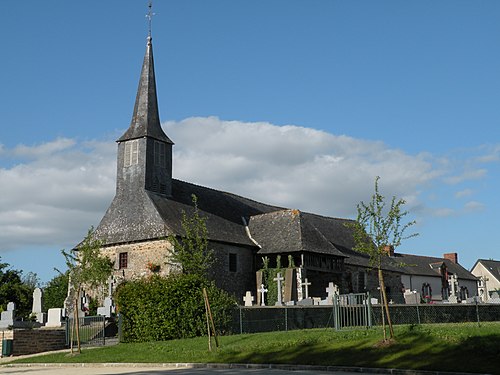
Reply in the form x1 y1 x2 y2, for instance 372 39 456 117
7 323 500 374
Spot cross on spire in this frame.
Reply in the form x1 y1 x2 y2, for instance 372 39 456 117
146 1 156 37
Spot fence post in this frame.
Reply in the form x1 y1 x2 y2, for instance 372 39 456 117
475 296 480 327
103 316 106 346
333 294 339 331
285 306 288 332
415 295 421 325
239 307 243 334
367 292 372 328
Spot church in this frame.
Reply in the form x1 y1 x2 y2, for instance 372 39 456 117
91 34 422 303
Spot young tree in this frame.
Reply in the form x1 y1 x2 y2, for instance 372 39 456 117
351 176 417 340
62 227 114 353
167 194 214 278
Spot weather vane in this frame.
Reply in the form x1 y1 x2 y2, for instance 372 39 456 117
146 1 156 37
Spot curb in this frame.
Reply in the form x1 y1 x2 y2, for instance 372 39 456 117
1 362 490 375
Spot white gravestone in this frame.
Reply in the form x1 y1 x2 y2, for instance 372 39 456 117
0 302 16 328
448 274 458 303
46 308 64 327
324 282 339 305
243 291 254 307
259 284 268 306
301 278 312 299
274 273 284 306
32 287 46 324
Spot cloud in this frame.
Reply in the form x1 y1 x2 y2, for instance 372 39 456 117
0 116 490 254
0 140 116 252
463 201 485 213
444 169 487 185
165 117 437 216
455 189 473 199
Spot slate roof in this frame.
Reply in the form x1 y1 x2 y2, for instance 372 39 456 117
148 179 284 246
472 259 500 282
117 37 173 144
393 253 478 281
248 210 347 257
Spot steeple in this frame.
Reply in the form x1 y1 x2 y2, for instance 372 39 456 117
116 35 174 197
118 36 173 144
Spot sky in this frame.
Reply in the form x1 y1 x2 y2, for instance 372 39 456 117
1 1 499 283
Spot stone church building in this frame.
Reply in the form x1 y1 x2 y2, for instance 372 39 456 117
91 35 406 303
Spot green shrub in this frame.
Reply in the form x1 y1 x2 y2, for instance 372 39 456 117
115 273 236 342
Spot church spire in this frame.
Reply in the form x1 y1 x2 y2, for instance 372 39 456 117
118 36 173 144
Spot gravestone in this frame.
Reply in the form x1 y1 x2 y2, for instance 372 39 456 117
32 287 46 324
243 291 254 307
255 271 263 305
0 302 16 328
297 297 314 306
404 290 420 304
97 296 115 318
283 268 296 303
258 284 268 306
324 282 339 305
46 308 64 328
274 273 284 306
296 267 304 301
301 278 312 300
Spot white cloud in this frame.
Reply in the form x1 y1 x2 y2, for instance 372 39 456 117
455 189 473 198
166 117 437 217
0 140 116 252
444 169 487 185
0 116 491 254
463 201 485 213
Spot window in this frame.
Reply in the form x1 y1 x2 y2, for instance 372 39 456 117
229 253 237 272
119 252 128 269
124 140 139 167
154 141 166 167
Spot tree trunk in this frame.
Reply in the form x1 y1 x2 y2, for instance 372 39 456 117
378 278 387 341
74 291 81 353
378 268 394 339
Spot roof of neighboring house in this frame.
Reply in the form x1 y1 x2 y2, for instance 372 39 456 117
393 253 478 281
471 259 500 282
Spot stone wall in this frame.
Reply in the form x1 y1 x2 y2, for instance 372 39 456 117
209 242 256 299
100 239 257 301
100 239 174 281
0 328 66 357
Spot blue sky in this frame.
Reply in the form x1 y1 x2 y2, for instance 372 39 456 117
1 1 499 283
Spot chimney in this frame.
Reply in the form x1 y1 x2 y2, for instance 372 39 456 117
444 252 458 264
383 245 395 257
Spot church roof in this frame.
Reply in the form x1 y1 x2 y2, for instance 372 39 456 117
248 210 347 257
117 37 173 144
392 253 478 280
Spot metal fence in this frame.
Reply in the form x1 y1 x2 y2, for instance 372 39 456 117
232 294 500 334
66 316 107 347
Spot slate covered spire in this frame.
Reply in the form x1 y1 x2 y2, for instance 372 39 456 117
118 36 173 144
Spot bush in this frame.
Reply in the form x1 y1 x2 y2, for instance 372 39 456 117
115 273 236 342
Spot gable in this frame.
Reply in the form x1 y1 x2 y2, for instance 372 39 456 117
472 259 500 283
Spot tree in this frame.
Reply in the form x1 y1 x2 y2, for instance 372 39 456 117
43 271 70 311
167 194 214 277
62 227 114 353
0 257 33 318
350 176 417 340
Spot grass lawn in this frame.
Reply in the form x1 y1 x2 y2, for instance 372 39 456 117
7 323 500 374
